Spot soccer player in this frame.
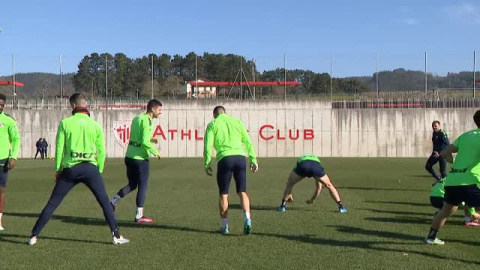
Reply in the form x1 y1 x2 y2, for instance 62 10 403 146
28 93 129 245
204 106 258 235
425 121 449 184
110 99 162 223
430 179 478 226
425 110 480 245
277 155 347 213
0 93 20 231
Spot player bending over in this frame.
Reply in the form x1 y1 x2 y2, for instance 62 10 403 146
278 155 347 213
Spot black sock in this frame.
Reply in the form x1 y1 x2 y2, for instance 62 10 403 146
337 201 343 207
113 230 120 238
427 228 438 239
281 200 287 208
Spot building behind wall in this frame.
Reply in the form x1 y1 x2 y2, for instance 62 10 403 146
181 80 217 99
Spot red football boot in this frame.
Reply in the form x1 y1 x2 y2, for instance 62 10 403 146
135 216 154 223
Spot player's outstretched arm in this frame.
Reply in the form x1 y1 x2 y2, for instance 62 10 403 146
306 180 322 204
203 123 214 170
95 123 106 173
55 120 66 173
440 144 457 164
8 119 20 168
141 118 159 157
240 121 258 168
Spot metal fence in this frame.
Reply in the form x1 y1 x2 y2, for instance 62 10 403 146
332 98 480 109
4 96 480 110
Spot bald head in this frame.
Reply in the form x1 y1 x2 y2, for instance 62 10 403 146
213 106 225 118
69 93 86 108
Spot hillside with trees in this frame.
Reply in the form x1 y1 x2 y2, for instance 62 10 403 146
0 52 478 99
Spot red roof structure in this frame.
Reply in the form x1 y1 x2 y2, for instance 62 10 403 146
0 81 24 87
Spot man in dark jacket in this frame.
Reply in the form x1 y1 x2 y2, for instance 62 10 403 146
41 138 48 159
425 121 449 184
35 138 43 159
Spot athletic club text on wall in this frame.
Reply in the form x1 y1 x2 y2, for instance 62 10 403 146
113 121 315 148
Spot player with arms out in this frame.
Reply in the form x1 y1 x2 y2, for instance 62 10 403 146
0 93 20 231
204 106 258 235
278 155 347 213
28 93 129 245
110 99 162 223
425 110 480 245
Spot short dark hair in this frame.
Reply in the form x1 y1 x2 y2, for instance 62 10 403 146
147 99 162 112
69 93 85 105
0 93 6 101
474 110 480 128
432 120 440 126
213 106 225 115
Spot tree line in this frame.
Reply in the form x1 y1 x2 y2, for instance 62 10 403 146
1 52 478 98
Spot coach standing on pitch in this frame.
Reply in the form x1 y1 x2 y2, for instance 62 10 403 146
28 93 129 245
204 106 258 235
0 93 20 231
425 121 449 184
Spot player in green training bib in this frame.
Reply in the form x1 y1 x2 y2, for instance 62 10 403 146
28 93 129 245
430 179 478 226
0 93 20 231
277 155 347 213
110 99 162 223
425 110 480 245
204 106 258 235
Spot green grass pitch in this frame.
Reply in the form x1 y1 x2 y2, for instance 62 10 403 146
1 158 479 269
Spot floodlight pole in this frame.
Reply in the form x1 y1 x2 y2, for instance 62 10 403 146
424 51 428 95
252 59 256 100
151 55 154 99
284 54 287 101
12 54 15 102
240 57 243 100
330 54 333 100
105 55 108 100
376 53 379 99
474 51 477 98
60 54 63 98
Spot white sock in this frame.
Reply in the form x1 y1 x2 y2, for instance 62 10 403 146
136 207 144 219
0 212 3 226
111 195 121 206
221 218 228 228
244 212 251 222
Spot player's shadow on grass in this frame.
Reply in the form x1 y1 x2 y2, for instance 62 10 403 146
329 225 479 246
409 174 435 178
6 212 220 236
364 216 431 225
364 200 430 207
358 208 432 216
338 186 425 192
0 233 110 245
255 230 480 266
229 204 315 212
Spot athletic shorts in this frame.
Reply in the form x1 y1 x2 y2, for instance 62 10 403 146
444 185 480 207
0 159 9 188
430 196 444 209
217 155 247 195
293 160 326 179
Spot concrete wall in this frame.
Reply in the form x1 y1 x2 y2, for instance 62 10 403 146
8 100 478 158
